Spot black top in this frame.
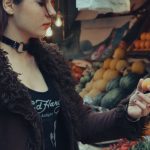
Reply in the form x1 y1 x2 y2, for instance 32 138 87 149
28 70 65 150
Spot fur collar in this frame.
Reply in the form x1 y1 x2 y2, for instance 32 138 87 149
0 48 43 150
0 42 80 150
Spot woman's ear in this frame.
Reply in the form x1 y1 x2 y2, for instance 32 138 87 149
3 0 15 15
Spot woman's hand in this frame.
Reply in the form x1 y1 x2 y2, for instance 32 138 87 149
127 79 150 120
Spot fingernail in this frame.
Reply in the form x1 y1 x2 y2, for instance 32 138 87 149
137 92 141 96
140 79 144 82
137 92 143 96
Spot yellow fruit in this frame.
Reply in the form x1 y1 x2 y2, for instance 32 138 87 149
146 33 150 40
140 41 145 49
93 68 105 81
103 69 120 81
131 61 145 74
134 40 141 49
86 89 100 98
141 78 150 92
116 60 128 72
140 32 147 41
103 58 112 69
109 59 119 69
113 48 126 59
85 81 93 92
79 90 88 98
145 40 150 49
93 79 108 91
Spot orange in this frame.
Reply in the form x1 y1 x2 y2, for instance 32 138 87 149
141 78 150 92
146 33 150 40
145 40 150 49
140 40 145 49
140 32 147 41
134 40 141 49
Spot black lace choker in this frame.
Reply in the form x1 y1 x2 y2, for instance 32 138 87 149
1 36 29 53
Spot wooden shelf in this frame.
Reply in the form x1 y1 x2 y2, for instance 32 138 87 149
127 51 150 59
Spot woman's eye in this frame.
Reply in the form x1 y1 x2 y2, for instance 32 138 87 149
37 1 45 7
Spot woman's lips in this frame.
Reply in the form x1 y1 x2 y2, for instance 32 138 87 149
42 23 51 29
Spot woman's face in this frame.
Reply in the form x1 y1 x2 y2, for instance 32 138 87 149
8 0 56 38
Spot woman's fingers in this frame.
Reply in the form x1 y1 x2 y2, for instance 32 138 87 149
134 99 147 110
128 91 150 118
134 93 150 116
137 79 144 92
134 100 150 116
137 92 150 105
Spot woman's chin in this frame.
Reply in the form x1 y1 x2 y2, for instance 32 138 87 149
30 32 46 39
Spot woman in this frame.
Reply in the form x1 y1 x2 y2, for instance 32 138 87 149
0 0 150 150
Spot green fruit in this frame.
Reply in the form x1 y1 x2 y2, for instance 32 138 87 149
101 88 126 109
106 77 121 91
75 85 82 93
80 77 87 84
92 93 105 106
119 73 141 92
80 75 91 85
90 71 95 77
92 62 102 68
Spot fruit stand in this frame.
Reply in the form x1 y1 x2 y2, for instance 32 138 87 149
67 2 150 149
62 0 150 149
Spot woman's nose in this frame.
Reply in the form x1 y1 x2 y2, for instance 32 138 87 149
45 0 56 17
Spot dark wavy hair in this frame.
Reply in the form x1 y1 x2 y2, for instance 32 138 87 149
0 0 23 39
0 0 48 39
0 0 84 141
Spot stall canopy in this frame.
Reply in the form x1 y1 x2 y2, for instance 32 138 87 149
76 0 130 13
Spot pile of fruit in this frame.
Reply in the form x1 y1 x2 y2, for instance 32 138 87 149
78 45 127 98
130 138 150 150
77 41 146 109
133 32 150 51
103 137 150 150
108 139 137 150
101 138 150 150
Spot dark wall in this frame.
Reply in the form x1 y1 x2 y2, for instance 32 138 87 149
55 0 78 37
64 0 78 37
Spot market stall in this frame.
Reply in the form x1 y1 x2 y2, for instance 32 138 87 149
78 2 149 150
52 0 150 149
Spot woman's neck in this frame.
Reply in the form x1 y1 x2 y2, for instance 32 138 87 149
1 21 31 56
0 41 35 69
4 21 30 44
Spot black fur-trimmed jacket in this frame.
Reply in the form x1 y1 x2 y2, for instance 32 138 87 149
0 42 145 150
